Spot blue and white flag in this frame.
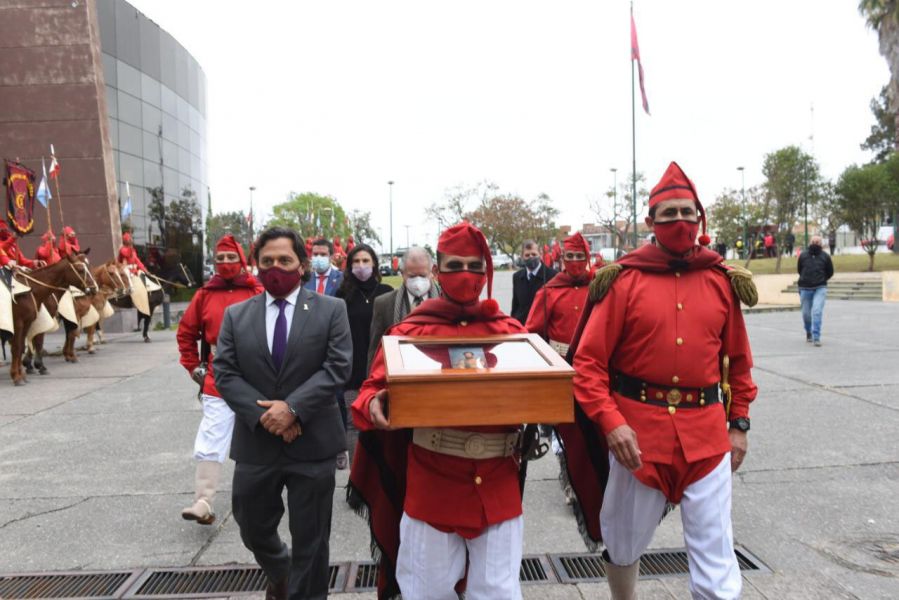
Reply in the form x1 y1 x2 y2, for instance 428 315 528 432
121 181 133 220
36 157 52 208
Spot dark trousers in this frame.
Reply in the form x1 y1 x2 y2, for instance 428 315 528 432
232 458 336 600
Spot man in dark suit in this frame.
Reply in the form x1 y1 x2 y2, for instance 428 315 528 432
511 239 556 324
303 238 343 296
367 246 439 370
214 227 352 600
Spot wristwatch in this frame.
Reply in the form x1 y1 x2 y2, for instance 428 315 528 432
288 405 299 422
729 417 750 432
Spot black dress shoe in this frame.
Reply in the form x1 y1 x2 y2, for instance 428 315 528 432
265 577 288 600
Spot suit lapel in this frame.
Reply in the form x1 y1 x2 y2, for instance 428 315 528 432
280 288 313 374
251 294 277 373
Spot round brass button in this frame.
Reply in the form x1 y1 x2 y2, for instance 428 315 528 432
474 476 483 485
655 392 663 400
672 375 680 384
676 337 684 345
460 320 468 327
675 272 681 278
677 303 683 310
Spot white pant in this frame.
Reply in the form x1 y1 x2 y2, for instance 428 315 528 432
396 513 523 600
193 394 234 463
600 453 741 599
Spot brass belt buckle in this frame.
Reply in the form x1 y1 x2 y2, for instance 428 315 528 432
666 388 682 415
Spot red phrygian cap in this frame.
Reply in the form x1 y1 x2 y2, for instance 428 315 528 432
122 232 133 243
437 222 494 300
215 234 247 268
563 232 591 255
649 161 711 246
63 226 76 236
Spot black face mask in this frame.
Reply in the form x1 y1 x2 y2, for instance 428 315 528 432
524 257 541 270
809 244 822 255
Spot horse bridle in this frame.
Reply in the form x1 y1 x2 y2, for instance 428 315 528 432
69 259 98 293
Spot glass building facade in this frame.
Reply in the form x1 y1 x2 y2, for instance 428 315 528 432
96 0 207 265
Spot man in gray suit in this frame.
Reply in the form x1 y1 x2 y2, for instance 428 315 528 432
367 246 438 369
214 227 352 600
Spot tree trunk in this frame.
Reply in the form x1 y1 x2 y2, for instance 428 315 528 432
869 250 876 272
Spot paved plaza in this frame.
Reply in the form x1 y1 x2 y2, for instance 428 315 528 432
1 272 898 598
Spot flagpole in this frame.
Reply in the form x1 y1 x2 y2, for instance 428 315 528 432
630 1 638 250
42 157 53 234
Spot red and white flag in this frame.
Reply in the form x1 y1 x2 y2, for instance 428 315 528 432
631 11 650 115
49 144 61 178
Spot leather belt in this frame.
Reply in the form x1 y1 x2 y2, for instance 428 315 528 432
412 428 519 459
613 372 720 415
549 339 570 357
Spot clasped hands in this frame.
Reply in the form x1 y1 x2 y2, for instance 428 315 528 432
606 424 748 473
257 400 302 443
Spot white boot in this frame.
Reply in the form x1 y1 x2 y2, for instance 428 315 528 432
605 554 639 600
181 461 221 525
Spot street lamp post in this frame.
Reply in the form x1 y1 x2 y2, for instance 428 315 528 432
248 186 256 245
388 181 394 260
404 224 410 248
737 167 746 258
610 167 618 254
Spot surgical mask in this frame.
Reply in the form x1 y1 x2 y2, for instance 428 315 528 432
311 255 331 273
524 257 541 270
405 275 431 298
653 220 699 255
352 265 373 281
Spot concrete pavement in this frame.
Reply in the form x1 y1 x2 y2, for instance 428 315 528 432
1 272 897 598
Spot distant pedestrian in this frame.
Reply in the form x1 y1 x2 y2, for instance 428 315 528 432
784 232 795 257
764 233 775 258
828 230 837 255
304 238 343 296
714 238 727 258
797 235 834 346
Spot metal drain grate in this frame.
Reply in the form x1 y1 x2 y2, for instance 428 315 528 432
124 564 346 597
551 547 765 583
345 561 379 592
0 571 140 599
519 555 555 583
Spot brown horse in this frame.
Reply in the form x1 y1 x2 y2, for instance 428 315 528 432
64 261 130 361
4 253 96 385
24 261 128 372
109 263 194 342
82 261 131 353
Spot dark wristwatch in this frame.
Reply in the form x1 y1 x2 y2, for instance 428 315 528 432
729 417 750 432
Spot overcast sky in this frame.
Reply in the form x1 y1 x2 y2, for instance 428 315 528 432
127 0 888 251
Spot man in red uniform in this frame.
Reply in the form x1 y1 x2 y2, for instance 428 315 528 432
35 231 61 265
564 162 756 599
176 235 263 524
118 232 147 273
0 222 43 270
525 232 592 358
58 226 81 258
349 222 528 600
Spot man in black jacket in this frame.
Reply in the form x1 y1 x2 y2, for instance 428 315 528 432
797 235 834 347
511 239 556 323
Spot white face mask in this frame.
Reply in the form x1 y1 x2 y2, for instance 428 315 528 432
311 256 331 274
405 275 431 298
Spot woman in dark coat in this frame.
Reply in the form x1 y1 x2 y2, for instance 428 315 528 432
336 244 392 466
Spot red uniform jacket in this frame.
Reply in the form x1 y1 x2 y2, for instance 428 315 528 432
118 246 147 271
176 274 263 396
573 262 755 465
0 238 36 268
524 273 589 346
58 237 80 257
36 240 61 265
348 298 527 599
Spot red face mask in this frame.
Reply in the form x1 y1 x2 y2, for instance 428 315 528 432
564 260 589 280
257 266 302 297
653 220 699 255
438 271 486 305
215 262 242 280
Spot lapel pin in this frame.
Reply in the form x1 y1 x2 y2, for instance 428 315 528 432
303 303 309 311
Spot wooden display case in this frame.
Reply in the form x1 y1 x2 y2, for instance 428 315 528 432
381 333 575 428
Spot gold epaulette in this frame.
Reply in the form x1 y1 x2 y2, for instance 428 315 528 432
719 264 758 307
588 263 623 302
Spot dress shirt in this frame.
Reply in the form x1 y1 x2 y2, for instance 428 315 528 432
265 285 302 352
527 265 542 281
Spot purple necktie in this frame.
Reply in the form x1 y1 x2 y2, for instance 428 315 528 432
271 298 288 371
